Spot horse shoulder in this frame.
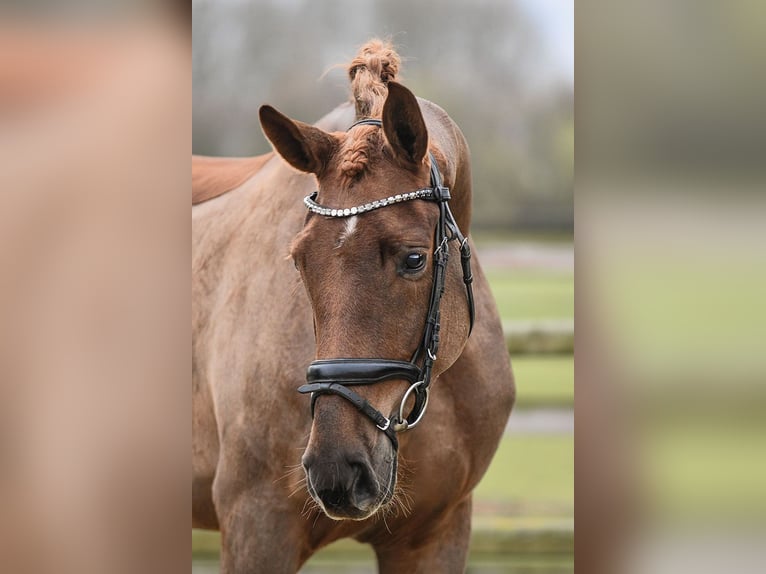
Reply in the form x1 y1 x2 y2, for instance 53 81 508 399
192 153 274 205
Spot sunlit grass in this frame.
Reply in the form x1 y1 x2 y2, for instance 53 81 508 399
476 435 574 517
479 257 574 517
511 355 573 408
486 269 574 321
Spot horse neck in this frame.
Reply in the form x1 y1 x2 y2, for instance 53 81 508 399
192 170 306 315
193 104 357 276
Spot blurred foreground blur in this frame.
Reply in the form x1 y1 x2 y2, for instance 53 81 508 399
577 1 766 573
0 5 189 574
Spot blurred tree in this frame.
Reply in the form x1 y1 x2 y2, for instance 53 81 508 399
192 0 573 232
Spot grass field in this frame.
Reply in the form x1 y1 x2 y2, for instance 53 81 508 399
476 434 574 517
512 355 574 408
477 249 574 521
486 269 574 321
484 256 574 409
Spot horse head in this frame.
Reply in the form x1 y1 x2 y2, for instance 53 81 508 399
259 82 473 521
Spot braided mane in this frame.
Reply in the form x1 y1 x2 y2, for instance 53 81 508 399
340 39 401 185
348 39 401 119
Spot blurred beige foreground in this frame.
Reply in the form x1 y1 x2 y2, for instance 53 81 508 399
577 1 766 573
0 11 189 574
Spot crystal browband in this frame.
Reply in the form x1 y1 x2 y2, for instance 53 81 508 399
303 186 450 218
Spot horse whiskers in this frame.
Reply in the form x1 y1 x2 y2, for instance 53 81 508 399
373 455 415 522
393 486 414 516
311 508 324 530
300 497 321 521
287 478 308 499
288 276 305 303
379 486 413 520
281 443 312 499
381 511 392 535
300 496 324 530
273 465 304 485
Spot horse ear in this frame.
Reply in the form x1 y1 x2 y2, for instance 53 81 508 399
382 82 428 166
259 105 335 175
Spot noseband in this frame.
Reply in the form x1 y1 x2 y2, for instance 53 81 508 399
297 118 475 450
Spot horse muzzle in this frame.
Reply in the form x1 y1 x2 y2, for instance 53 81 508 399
302 449 395 520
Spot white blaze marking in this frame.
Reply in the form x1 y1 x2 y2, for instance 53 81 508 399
336 216 358 247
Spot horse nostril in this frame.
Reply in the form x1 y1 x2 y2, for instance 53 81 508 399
349 460 378 509
301 451 316 473
315 486 349 509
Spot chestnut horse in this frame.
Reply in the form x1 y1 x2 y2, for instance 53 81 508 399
192 41 515 573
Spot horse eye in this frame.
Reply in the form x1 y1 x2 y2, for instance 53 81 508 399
404 252 426 271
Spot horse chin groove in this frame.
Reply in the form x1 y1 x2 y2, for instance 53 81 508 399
309 485 385 521
307 485 396 522
321 504 380 522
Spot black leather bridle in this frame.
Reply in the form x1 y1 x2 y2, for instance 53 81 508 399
297 118 475 450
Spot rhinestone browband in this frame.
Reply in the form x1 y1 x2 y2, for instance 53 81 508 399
303 188 438 218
